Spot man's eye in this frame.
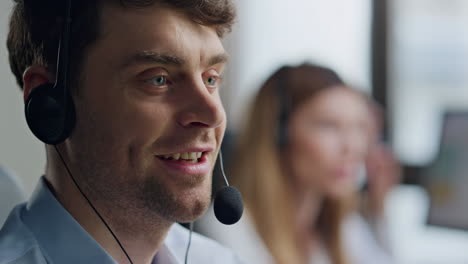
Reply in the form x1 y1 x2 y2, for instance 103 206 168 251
205 76 218 87
147 75 168 86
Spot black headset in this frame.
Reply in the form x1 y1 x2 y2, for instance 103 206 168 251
275 66 291 150
25 0 75 145
23 1 138 262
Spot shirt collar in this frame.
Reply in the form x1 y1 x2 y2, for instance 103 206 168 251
21 177 181 264
22 177 117 264
153 244 179 264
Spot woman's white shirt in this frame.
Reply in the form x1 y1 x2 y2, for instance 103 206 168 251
197 207 394 264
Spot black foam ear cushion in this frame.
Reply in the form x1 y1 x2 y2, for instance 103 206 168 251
25 83 75 145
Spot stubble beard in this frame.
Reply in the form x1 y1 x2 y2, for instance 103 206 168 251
73 141 212 229
137 172 212 223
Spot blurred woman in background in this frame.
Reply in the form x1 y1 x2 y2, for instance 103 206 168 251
198 63 397 264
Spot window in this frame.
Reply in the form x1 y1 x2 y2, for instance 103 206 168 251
389 0 468 165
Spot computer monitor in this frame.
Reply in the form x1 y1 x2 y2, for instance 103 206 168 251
423 111 468 230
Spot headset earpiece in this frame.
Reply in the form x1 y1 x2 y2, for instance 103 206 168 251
25 82 75 145
24 0 75 145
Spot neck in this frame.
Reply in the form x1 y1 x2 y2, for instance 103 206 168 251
295 188 323 231
293 186 324 253
45 146 171 264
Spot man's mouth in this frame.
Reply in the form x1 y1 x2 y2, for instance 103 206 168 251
155 151 211 175
156 152 204 163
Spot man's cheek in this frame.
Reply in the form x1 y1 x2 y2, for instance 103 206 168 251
217 122 227 137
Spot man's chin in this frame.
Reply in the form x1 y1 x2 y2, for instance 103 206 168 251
140 172 212 222
167 194 211 223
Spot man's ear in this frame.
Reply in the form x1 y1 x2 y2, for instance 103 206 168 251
23 66 55 103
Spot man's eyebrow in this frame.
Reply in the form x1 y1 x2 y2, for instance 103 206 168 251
121 51 229 69
122 51 185 68
207 53 229 67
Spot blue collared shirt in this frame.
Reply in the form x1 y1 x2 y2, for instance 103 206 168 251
0 177 245 264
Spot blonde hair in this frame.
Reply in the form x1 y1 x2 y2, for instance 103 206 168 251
233 64 361 264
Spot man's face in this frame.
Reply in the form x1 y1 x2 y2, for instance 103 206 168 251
68 4 227 223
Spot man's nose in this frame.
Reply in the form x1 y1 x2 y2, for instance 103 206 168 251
176 78 225 129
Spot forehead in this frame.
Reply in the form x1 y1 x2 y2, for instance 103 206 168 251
94 3 225 68
298 87 370 120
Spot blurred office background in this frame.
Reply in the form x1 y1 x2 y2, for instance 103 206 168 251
2 0 468 263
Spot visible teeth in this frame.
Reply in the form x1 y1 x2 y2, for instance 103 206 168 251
172 153 181 160
159 152 202 161
187 159 197 163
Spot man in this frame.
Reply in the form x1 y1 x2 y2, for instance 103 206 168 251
0 0 243 263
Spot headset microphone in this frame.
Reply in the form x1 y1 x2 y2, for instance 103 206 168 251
213 151 244 225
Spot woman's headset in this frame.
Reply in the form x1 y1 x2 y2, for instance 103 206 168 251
275 66 292 150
